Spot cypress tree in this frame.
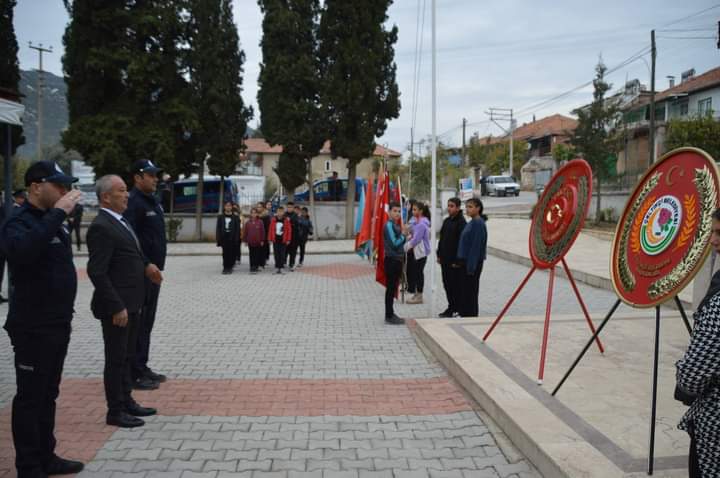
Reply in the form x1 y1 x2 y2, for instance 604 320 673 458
317 0 400 237
0 0 25 156
257 0 325 205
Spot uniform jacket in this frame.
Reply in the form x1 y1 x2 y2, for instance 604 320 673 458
438 212 466 264
676 287 720 475
87 210 147 319
124 188 167 270
286 211 301 245
244 218 265 247
457 217 488 275
268 216 292 244
216 213 240 247
0 203 77 332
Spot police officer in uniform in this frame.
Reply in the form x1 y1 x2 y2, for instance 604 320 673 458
123 159 168 389
1 161 84 478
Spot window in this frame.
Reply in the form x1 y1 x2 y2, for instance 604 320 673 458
698 97 712 116
679 101 689 116
324 160 331 172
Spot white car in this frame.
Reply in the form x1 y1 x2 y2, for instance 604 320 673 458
485 176 520 197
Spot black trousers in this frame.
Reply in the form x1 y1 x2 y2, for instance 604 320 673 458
384 257 403 318
287 241 300 268
221 243 236 271
441 263 463 313
68 224 82 251
8 327 70 475
249 246 263 271
273 242 286 269
263 241 270 265
459 262 484 317
133 278 161 379
689 432 701 478
406 253 427 294
102 312 139 414
299 240 307 265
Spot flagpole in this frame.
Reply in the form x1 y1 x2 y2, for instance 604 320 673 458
429 0 438 317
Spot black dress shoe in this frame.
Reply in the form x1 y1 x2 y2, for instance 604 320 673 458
126 402 157 417
133 376 159 390
144 368 167 383
44 455 84 475
106 412 145 428
385 315 405 325
438 309 453 318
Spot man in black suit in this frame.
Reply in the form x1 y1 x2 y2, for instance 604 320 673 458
86 175 163 428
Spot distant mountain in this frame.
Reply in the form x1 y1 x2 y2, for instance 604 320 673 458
16 69 68 158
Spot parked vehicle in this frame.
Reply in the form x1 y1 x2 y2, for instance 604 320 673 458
294 178 364 202
484 175 520 197
166 178 238 213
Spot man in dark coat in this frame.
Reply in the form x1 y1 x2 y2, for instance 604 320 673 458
437 197 466 317
1 161 84 478
87 175 163 428
123 159 167 390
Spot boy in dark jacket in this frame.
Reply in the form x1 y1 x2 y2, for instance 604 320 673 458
296 207 313 268
268 206 292 274
437 197 466 317
244 208 266 274
216 202 241 274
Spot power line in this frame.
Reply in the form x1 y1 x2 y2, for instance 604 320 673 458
661 4 720 27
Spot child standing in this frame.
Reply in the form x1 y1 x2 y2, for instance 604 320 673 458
383 202 407 325
268 205 292 274
244 208 266 274
296 207 313 268
216 201 241 274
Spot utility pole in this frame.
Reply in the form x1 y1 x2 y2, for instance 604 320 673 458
486 107 514 175
649 30 656 164
409 127 414 198
461 118 467 167
28 42 52 157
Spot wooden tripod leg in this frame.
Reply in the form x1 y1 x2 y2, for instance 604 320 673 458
483 266 536 342
561 258 604 353
538 267 556 385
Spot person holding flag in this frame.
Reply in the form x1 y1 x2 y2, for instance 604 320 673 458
383 202 407 324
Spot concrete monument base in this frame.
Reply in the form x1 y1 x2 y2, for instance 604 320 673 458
415 310 692 477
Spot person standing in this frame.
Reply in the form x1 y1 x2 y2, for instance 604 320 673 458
456 198 488 317
0 204 6 304
232 203 242 264
405 203 431 305
437 198 466 317
285 202 301 271
244 207 266 274
216 201 240 274
383 202 407 325
675 208 720 477
87 175 162 428
261 201 272 268
1 161 84 478
268 205 291 274
329 171 341 201
297 207 313 268
12 189 26 208
66 203 84 251
123 159 167 390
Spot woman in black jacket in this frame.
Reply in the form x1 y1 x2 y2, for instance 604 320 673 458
216 201 241 274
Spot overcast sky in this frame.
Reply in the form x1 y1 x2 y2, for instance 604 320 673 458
13 1 720 155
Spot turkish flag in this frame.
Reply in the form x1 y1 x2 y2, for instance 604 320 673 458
374 171 391 287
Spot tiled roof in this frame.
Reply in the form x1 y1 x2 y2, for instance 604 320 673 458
512 114 578 141
244 138 401 157
656 66 720 102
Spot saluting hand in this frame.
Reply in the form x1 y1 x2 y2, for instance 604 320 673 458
145 263 163 285
55 190 83 215
112 309 128 327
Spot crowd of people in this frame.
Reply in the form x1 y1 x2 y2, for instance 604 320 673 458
215 201 314 275
383 196 488 325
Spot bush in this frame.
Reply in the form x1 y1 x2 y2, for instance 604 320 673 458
165 217 183 243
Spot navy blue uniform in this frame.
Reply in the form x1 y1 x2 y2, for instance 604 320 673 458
1 203 76 476
123 188 167 380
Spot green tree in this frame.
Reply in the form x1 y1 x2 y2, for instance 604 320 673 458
665 114 720 161
552 143 576 166
258 0 325 223
274 151 307 200
0 0 25 157
468 139 527 176
571 60 618 222
186 0 251 230
318 0 400 237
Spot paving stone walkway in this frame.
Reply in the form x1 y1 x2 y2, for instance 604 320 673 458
0 253 621 478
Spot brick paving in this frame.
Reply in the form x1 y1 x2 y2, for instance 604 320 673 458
0 252 621 478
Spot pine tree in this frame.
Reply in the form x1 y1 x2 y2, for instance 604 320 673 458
187 0 251 229
572 60 618 222
274 151 307 199
0 0 25 156
258 0 325 207
318 0 400 237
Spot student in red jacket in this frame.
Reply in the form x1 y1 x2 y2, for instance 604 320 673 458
268 205 292 274
244 207 266 274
